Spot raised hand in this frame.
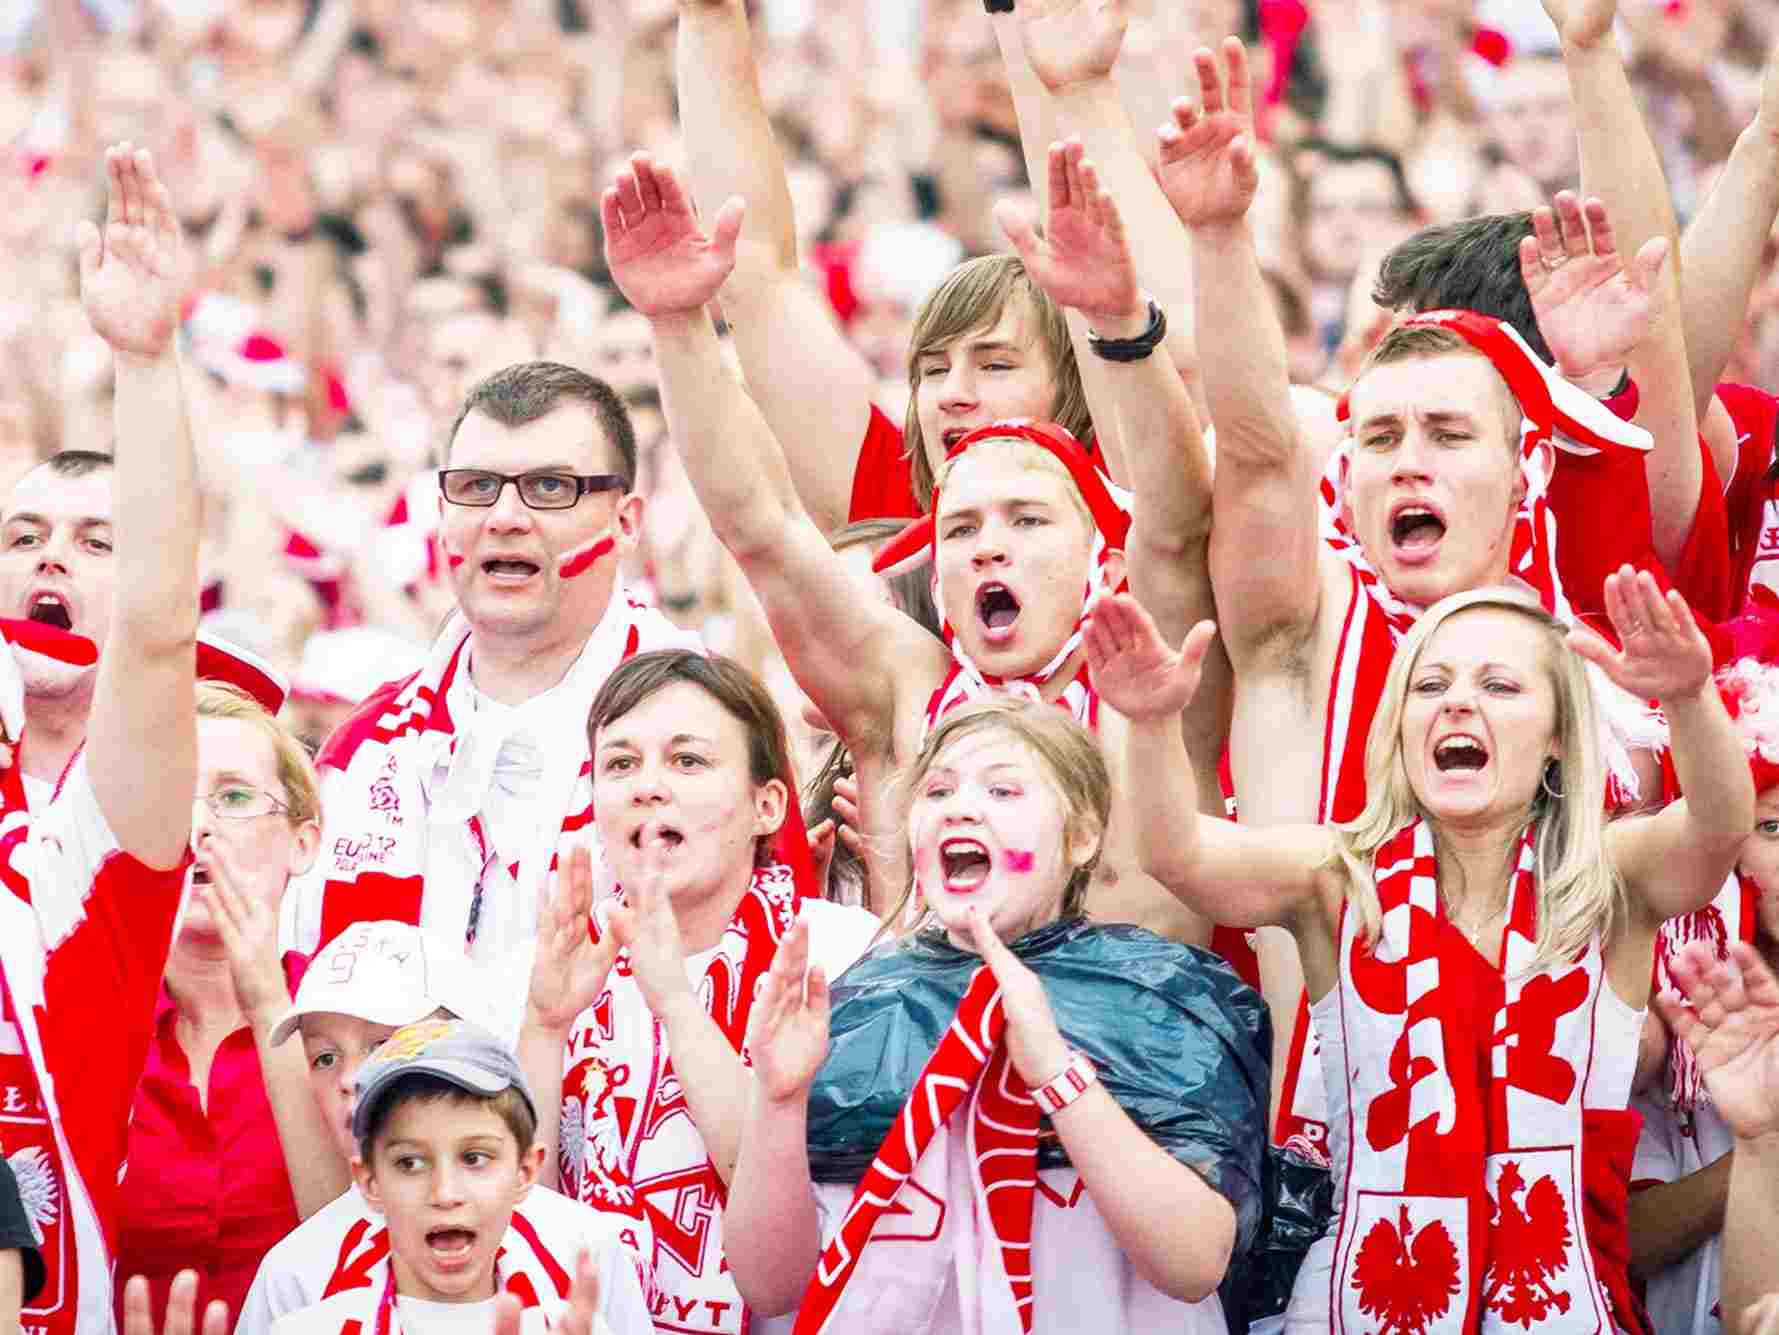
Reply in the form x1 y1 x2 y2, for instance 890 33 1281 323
1744 1294 1779 1335
1567 566 1712 704
1537 0 1617 51
1083 594 1218 723
77 144 188 364
1653 941 1779 1142
1155 39 1260 229
607 866 694 1016
1522 193 1669 380
996 140 1142 329
966 907 1071 1089
1014 0 1128 96
123 1273 228 1335
601 152 745 320
196 841 291 1031
744 917 830 1104
528 846 621 1035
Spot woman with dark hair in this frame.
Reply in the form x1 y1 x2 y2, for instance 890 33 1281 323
727 699 1269 1333
519 650 880 1335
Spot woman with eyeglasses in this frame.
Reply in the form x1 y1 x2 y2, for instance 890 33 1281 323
114 676 342 1333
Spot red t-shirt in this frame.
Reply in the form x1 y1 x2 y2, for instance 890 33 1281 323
1715 382 1779 613
846 405 921 523
113 955 309 1334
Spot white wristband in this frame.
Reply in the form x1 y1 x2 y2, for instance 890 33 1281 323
1032 1050 1098 1114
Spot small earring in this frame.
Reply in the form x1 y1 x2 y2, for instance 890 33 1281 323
1541 759 1564 800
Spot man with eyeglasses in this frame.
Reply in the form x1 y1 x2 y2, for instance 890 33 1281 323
281 361 700 982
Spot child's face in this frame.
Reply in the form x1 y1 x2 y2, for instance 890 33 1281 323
301 1013 404 1164
1739 787 1779 947
353 1097 544 1303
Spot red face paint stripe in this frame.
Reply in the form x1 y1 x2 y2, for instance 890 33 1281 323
558 534 616 579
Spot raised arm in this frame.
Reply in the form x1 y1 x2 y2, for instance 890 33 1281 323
1679 39 1779 424
1542 0 1703 560
673 0 880 533
1580 571 1752 925
76 145 199 869
1156 42 1323 665
1084 595 1336 928
602 153 946 748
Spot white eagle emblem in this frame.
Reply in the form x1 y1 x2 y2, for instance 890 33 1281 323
8 1147 58 1245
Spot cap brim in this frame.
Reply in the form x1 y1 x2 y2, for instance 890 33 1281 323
351 1057 522 1143
269 996 440 1047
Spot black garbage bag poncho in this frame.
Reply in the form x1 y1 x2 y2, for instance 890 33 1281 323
804 917 1273 1259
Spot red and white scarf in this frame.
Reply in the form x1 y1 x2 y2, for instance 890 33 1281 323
870 420 1129 737
306 589 698 957
794 966 1040 1335
1653 873 1758 1130
1332 818 1640 1333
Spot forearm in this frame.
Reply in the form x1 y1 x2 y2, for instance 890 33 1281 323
1681 118 1779 413
1190 223 1299 473
517 1019 570 1190
1629 1154 1732 1276
1723 1131 1779 1321
650 311 802 559
657 993 749 1184
1665 687 1756 854
1049 1085 1235 1300
727 1082 822 1316
1127 714 1208 896
248 1017 350 1218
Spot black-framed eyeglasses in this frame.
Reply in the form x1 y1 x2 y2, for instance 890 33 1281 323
439 469 626 511
194 785 291 821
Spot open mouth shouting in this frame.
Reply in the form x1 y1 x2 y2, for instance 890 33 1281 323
479 554 542 587
24 590 73 632
1432 733 1489 774
939 837 993 893
628 820 685 854
975 582 1021 644
1388 500 1447 566
424 1227 480 1272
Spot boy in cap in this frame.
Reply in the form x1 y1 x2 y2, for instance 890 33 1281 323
239 925 652 1335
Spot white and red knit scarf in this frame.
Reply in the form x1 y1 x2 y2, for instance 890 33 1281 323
309 590 697 954
794 965 1039 1335
1332 818 1639 1333
1654 873 1759 1129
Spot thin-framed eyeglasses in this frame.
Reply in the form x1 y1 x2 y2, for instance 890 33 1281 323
439 469 626 511
194 785 291 821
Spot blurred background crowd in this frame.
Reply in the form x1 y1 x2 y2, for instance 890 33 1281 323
4 0 1776 755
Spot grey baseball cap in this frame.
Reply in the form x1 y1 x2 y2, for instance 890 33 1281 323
351 1018 537 1146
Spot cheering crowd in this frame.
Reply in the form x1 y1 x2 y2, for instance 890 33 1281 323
5 0 1779 1332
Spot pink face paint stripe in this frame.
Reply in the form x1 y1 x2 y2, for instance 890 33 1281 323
557 534 615 579
447 553 465 569
1004 850 1035 874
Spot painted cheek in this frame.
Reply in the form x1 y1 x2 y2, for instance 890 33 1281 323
557 532 615 579
1003 850 1035 874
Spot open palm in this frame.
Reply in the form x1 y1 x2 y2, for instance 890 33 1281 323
1156 39 1260 228
1523 193 1668 379
745 918 830 1103
996 140 1139 326
78 144 187 362
1083 594 1216 723
528 846 619 1034
1568 567 1710 705
1017 0 1128 95
602 152 745 319
1656 941 1779 1141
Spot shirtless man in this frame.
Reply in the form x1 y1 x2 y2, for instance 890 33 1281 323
599 146 1211 944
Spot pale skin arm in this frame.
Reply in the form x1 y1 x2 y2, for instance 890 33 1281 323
1654 941 1779 1325
1542 0 1703 554
1084 594 1336 929
1158 43 1324 667
200 841 347 1218
76 145 200 869
673 0 878 534
602 154 948 747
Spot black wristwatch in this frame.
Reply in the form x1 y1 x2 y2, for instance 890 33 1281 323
1087 301 1167 363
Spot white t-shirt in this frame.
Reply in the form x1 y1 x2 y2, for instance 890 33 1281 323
559 900 881 1335
268 1288 591 1335
1631 1092 1733 1335
239 1185 651 1335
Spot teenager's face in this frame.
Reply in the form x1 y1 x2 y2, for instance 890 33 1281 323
1303 159 1414 285
0 464 115 693
909 730 1094 948
302 1013 404 1163
1400 609 1559 829
1736 787 1779 947
186 717 318 936
440 404 640 649
934 446 1116 679
355 1097 543 1303
913 302 1058 482
593 681 788 908
1344 353 1523 609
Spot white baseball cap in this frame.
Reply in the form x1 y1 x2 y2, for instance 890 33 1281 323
271 920 499 1046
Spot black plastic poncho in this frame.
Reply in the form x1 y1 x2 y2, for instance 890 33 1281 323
803 917 1272 1258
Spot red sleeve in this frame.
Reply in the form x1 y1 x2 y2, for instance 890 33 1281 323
1545 446 1661 620
1715 383 1779 521
1668 438 1734 624
846 406 921 523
